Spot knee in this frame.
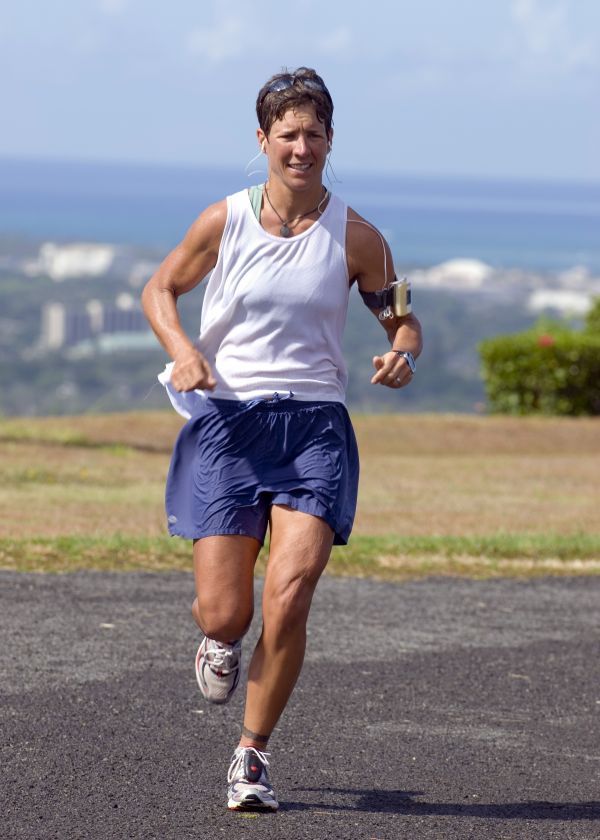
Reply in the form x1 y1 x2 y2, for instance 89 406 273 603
192 597 253 642
264 573 317 634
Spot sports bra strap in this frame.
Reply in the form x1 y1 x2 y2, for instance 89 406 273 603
248 184 264 221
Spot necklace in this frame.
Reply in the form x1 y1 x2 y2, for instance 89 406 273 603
263 185 329 237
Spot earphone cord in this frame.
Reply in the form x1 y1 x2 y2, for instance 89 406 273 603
246 145 391 290
264 185 329 229
347 219 389 287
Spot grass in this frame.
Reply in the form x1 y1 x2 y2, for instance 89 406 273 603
1 533 599 579
1 411 599 579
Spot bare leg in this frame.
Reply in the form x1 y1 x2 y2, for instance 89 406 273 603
191 535 261 642
239 505 334 749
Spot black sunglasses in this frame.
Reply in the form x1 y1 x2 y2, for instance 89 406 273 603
262 74 332 103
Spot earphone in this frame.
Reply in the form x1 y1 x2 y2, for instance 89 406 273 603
250 139 390 316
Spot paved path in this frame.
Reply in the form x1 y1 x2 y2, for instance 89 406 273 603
1 571 599 840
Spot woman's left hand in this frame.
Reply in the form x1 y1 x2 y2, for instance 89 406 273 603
371 351 414 389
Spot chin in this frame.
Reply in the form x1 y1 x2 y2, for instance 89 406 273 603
286 167 322 185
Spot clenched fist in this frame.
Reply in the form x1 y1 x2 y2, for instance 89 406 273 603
171 349 217 392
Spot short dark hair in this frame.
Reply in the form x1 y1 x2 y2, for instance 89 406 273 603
256 67 334 138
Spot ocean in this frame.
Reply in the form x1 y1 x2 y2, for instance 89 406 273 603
1 157 599 273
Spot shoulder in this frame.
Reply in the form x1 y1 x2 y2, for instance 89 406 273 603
345 205 393 288
346 205 382 250
190 198 228 237
181 198 228 256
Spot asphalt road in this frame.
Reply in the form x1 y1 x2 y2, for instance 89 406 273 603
1 571 599 840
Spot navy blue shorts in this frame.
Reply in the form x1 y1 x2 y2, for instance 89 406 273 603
165 395 359 545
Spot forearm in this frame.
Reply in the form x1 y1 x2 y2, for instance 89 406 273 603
141 282 196 361
384 313 423 357
142 280 216 391
141 202 225 362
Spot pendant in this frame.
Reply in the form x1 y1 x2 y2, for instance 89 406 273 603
280 224 291 237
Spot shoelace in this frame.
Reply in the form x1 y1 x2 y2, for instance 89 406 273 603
206 642 239 671
227 748 270 784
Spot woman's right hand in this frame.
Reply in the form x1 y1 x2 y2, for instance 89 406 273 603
171 348 217 392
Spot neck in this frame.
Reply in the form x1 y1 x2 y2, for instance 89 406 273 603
264 178 326 217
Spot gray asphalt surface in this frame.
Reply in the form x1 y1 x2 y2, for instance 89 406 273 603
1 571 599 840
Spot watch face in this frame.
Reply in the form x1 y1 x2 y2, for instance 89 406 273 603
394 350 416 373
404 352 416 373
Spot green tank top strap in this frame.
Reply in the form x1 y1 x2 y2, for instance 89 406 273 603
248 184 264 221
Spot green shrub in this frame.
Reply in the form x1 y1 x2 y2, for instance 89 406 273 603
584 297 600 334
479 320 600 416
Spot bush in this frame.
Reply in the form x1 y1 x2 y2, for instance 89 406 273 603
584 297 600 335
479 317 600 416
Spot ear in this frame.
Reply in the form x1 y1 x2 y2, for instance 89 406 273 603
327 128 334 151
257 128 267 153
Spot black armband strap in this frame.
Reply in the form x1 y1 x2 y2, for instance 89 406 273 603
358 276 397 310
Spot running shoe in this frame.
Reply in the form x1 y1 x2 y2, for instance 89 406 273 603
195 637 241 705
227 747 279 811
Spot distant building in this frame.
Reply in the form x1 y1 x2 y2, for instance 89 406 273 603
40 303 66 349
102 306 148 335
40 297 151 351
25 243 116 281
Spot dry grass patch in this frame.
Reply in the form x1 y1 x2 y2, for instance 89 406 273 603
0 438 169 537
354 413 600 456
0 412 183 452
355 453 600 536
372 554 600 580
1 412 599 577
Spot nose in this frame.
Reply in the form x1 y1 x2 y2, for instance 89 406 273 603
293 134 309 157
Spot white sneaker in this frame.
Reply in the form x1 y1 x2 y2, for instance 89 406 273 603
195 637 241 705
227 747 279 811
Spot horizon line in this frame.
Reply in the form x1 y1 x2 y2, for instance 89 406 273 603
1 153 598 191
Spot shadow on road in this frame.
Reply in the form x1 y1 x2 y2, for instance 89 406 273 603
281 789 600 821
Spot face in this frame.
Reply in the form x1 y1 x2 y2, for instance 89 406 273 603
257 104 332 191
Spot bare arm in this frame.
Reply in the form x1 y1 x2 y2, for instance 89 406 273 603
141 200 227 391
346 207 423 389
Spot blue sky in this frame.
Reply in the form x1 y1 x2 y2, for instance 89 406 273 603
2 0 599 181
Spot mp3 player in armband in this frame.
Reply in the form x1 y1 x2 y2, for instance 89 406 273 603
358 276 412 320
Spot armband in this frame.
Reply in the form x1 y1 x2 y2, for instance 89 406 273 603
358 276 412 318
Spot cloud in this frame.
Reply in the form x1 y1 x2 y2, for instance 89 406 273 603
186 13 248 63
510 0 597 73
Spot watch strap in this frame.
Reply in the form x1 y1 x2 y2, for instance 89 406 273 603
393 350 416 373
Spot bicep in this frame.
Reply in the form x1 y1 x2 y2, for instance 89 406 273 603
346 210 395 294
148 201 227 298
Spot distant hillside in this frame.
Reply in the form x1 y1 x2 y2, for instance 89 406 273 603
0 249 544 415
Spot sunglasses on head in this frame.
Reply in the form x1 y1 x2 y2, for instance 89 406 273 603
263 74 332 102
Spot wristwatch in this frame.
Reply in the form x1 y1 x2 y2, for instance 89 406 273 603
394 350 416 374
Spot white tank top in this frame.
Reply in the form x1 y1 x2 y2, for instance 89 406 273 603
160 188 350 416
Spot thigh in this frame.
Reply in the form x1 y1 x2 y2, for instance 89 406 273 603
263 505 335 601
193 535 261 611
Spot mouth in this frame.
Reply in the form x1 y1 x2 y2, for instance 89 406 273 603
288 163 312 172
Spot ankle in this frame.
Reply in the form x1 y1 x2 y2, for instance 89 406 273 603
239 726 270 751
238 739 268 751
